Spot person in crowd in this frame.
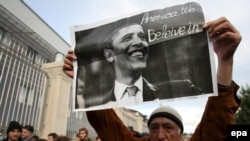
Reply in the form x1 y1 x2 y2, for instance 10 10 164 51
2 121 23 141
78 128 92 141
64 16 241 141
47 133 57 141
32 135 39 140
21 125 35 141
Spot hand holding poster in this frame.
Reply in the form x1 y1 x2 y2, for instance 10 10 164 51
71 2 217 111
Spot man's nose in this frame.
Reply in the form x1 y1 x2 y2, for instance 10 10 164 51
157 133 166 141
132 36 144 47
157 127 167 140
14 132 20 136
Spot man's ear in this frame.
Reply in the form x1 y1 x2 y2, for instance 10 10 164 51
104 49 114 62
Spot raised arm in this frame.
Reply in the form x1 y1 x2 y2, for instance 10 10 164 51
190 17 241 141
203 17 241 85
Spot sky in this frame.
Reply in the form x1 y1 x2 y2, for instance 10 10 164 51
23 0 250 133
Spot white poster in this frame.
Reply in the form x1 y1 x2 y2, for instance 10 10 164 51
71 1 217 111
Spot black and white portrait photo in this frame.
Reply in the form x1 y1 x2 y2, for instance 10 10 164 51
71 2 217 111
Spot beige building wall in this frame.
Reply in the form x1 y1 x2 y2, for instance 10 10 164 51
39 61 72 138
115 108 148 133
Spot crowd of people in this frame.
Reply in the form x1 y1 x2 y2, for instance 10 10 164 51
2 121 100 141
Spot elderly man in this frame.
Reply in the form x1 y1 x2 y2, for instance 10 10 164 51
64 17 241 140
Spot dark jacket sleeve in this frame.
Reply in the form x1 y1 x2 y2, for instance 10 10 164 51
190 82 240 141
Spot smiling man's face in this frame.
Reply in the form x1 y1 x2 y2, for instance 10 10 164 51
108 24 149 73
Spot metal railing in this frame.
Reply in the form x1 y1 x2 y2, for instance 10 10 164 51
0 43 48 138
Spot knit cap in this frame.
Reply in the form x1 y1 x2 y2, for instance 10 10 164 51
7 121 22 134
148 106 183 133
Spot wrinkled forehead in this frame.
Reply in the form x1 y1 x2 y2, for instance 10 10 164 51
150 116 175 124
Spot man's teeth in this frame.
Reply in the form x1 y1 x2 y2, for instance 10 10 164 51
131 51 143 56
